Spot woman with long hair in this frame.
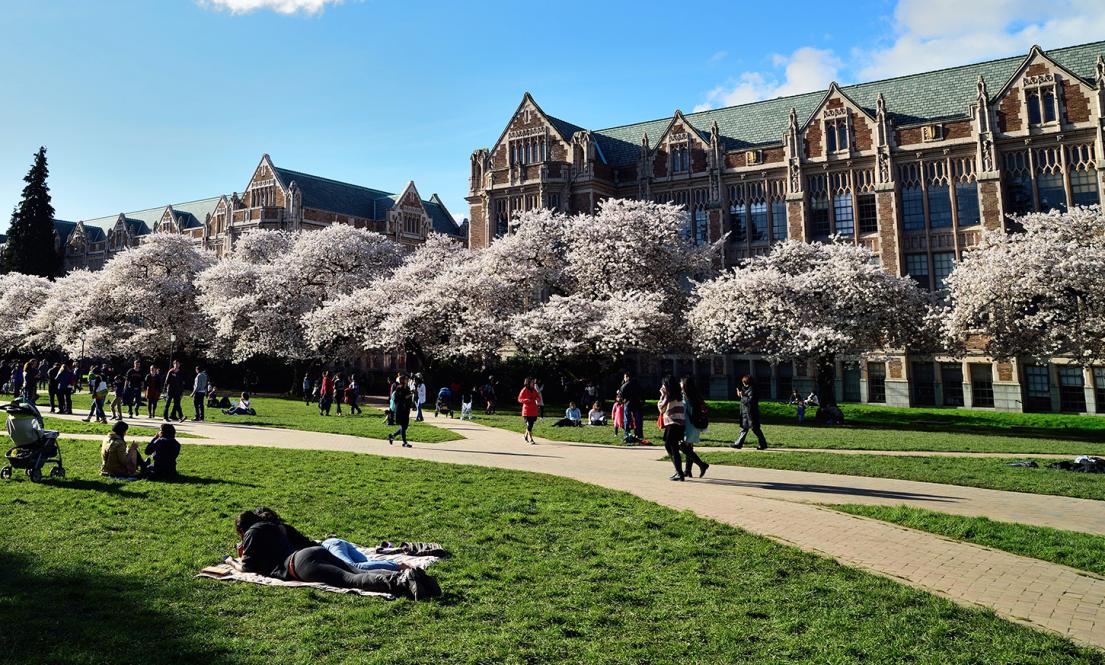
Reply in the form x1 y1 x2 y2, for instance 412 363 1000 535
387 372 413 447
679 375 709 478
517 377 541 444
657 375 686 481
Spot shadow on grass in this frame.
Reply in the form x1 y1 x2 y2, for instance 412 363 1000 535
698 477 962 503
0 550 238 665
44 478 150 497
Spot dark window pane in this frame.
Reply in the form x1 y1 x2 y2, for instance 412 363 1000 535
832 193 854 236
1037 172 1066 212
912 362 936 407
956 182 980 226
729 207 747 243
826 124 837 152
1070 169 1100 207
906 253 930 290
941 363 964 407
1043 91 1057 123
1024 365 1052 412
771 200 788 240
750 201 768 241
928 184 952 228
867 362 886 403
857 193 877 233
1027 92 1042 126
902 186 925 231
810 193 830 237
1006 175 1034 216
932 251 954 290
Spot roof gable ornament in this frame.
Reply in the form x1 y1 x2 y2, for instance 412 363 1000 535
1097 54 1105 89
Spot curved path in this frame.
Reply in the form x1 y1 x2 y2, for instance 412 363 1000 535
58 415 1105 648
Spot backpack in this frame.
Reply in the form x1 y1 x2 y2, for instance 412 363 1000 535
690 400 709 430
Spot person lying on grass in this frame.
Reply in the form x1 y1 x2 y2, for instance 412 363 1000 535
227 507 441 600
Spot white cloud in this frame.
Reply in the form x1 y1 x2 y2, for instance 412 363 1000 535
695 0 1105 112
694 47 841 111
708 50 728 64
198 0 342 15
857 0 1105 79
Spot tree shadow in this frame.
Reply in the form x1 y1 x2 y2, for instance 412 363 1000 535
161 474 258 487
42 477 150 497
0 550 241 665
698 477 962 503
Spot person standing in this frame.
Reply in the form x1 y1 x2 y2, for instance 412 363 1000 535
333 372 345 416
387 372 413 448
145 365 162 419
347 375 361 415
618 371 643 443
83 365 109 424
657 376 686 481
318 370 333 416
413 374 427 422
109 368 126 420
55 362 75 415
163 360 185 422
302 373 313 407
191 365 208 422
517 377 540 445
46 362 61 413
22 359 38 403
534 379 545 419
482 376 496 415
124 360 143 418
679 375 709 479
733 374 768 450
11 362 23 400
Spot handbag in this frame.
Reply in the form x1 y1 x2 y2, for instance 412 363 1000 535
656 411 665 430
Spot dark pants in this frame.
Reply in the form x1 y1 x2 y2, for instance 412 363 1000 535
391 411 410 444
148 395 160 418
193 392 206 421
349 399 361 415
289 547 407 595
320 395 332 415
681 442 705 477
663 423 685 477
164 394 183 421
126 388 139 417
48 388 57 412
58 389 72 415
625 405 643 441
736 416 768 448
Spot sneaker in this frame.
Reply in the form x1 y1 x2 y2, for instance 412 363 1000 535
756 443 768 451
402 442 412 448
731 443 743 449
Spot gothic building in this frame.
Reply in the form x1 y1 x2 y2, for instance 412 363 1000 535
468 41 1105 414
64 153 464 270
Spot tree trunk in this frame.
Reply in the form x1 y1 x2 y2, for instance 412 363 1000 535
816 354 838 408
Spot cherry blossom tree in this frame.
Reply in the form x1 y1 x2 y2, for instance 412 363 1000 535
198 225 403 365
688 239 931 406
0 272 52 353
945 206 1105 367
23 269 98 357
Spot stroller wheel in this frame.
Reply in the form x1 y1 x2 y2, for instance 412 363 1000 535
50 465 65 478
28 467 42 483
0 466 10 480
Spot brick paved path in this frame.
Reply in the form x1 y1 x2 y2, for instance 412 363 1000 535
58 415 1105 648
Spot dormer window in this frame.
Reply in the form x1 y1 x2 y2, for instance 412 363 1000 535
1026 88 1057 126
825 118 849 154
671 145 689 173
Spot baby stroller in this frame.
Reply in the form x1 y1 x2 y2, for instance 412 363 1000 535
1 398 64 482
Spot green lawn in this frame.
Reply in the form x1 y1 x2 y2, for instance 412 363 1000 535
832 504 1105 578
37 415 166 438
66 393 460 444
474 410 1105 456
692 451 1105 501
1 440 1099 664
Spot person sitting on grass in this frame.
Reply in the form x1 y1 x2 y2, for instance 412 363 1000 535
224 392 255 416
588 401 606 426
141 423 180 480
552 402 583 427
228 508 440 600
100 421 141 478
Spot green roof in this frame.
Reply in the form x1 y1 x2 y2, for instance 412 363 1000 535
80 196 222 235
587 41 1104 167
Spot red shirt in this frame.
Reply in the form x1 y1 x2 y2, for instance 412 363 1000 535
517 387 540 417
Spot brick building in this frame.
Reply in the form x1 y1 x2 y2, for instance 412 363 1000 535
468 41 1105 414
63 153 463 270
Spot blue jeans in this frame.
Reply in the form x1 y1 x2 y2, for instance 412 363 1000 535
625 406 643 440
88 397 105 420
320 538 400 571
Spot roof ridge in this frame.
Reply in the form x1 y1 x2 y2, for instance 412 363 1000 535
273 166 394 197
81 195 223 224
591 39 1104 136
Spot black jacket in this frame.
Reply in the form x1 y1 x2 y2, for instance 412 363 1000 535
144 436 180 478
240 522 318 579
619 379 641 409
739 385 761 422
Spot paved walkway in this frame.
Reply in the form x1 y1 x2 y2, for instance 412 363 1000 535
55 415 1104 648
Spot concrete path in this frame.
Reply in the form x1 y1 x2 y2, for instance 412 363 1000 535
53 414 1105 648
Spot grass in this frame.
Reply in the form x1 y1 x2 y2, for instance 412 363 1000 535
831 504 1105 578
37 415 166 438
473 410 1105 456
66 393 460 444
692 451 1105 501
0 440 1100 664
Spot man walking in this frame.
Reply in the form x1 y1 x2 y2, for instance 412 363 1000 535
163 360 185 422
125 360 143 418
46 362 61 412
191 365 208 422
733 374 768 450
55 362 75 415
618 371 643 443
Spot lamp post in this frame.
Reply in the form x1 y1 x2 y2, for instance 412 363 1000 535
169 333 177 363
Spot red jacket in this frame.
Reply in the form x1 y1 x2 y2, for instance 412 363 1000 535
517 387 540 417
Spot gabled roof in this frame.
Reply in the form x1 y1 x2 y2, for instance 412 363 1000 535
560 40 1105 167
80 197 222 235
52 220 78 245
272 166 394 220
425 194 461 237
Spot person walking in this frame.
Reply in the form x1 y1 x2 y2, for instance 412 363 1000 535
657 376 686 481
109 368 126 420
124 360 143 418
163 360 185 422
145 365 162 419
482 376 496 415
534 379 545 419
413 374 427 422
83 365 109 424
680 375 709 479
387 372 413 448
347 375 361 415
333 372 345 416
733 374 768 450
517 377 541 445
618 371 643 443
318 370 333 416
191 365 208 422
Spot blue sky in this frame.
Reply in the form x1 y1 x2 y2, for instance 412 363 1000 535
1 0 1101 228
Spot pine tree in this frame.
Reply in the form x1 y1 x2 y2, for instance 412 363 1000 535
4 147 60 278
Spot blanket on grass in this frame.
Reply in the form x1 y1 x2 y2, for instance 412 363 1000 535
196 541 444 599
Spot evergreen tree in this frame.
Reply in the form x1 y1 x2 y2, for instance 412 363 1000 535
4 147 60 277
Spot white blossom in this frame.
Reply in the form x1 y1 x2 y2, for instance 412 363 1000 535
0 273 52 353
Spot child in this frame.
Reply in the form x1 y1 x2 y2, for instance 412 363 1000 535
588 401 606 426
553 402 583 427
460 393 473 421
612 393 625 436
